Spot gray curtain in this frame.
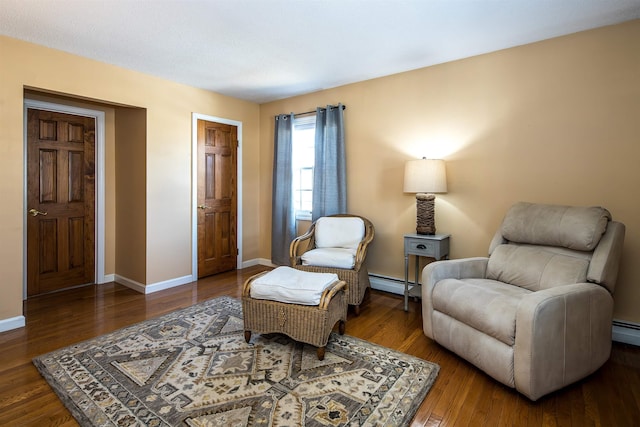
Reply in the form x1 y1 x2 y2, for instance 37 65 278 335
312 104 346 221
271 113 295 266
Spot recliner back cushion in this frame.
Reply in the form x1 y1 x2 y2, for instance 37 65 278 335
315 217 365 250
487 245 589 291
501 202 610 251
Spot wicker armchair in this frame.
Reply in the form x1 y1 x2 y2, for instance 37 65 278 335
290 214 375 315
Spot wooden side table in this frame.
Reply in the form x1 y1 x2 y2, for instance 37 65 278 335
404 233 450 311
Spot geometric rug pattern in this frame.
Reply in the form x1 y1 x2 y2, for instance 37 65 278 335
33 296 439 426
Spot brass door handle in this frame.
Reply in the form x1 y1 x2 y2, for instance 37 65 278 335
28 208 48 217
198 205 210 210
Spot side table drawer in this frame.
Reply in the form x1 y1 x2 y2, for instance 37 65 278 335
406 239 438 255
404 236 449 260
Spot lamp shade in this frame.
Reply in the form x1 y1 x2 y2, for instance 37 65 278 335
403 158 447 194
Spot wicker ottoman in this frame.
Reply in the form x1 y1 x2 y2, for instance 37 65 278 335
242 269 347 360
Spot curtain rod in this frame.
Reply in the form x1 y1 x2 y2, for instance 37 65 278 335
294 104 345 117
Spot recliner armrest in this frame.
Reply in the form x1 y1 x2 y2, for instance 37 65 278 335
423 257 489 285
421 257 489 338
588 221 625 292
514 283 613 401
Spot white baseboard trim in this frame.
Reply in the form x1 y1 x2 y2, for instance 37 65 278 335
114 259 279 295
243 258 276 268
145 275 194 294
114 274 194 294
101 273 115 284
612 320 640 346
0 315 26 332
369 274 405 296
114 275 146 293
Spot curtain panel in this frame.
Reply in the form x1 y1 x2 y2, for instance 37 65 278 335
271 113 296 266
312 103 347 221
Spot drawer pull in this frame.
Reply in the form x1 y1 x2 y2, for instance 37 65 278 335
417 244 426 249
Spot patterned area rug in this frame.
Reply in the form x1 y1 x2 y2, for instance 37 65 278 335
33 296 438 426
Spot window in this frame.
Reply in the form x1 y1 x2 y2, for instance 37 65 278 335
292 115 316 220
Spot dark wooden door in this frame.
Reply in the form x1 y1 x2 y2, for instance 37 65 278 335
27 109 96 296
197 119 237 278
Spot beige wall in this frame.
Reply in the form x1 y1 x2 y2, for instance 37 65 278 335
0 36 260 321
115 107 147 283
260 20 640 323
2 21 638 327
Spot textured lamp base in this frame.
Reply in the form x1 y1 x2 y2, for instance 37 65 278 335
416 193 436 235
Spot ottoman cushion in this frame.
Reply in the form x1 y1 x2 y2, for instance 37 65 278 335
250 266 339 305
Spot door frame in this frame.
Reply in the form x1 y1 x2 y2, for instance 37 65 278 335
23 99 107 298
191 113 243 281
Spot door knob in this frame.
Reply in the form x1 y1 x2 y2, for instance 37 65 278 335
198 205 210 210
28 208 48 217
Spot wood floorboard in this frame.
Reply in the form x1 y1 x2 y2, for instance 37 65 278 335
478 383 507 426
0 265 639 426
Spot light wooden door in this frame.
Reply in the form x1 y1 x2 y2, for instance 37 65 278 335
197 119 237 278
26 109 96 296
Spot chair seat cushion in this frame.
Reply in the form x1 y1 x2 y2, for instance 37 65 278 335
301 248 356 269
432 278 532 345
249 266 339 305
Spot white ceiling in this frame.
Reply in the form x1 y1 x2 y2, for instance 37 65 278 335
1 0 639 103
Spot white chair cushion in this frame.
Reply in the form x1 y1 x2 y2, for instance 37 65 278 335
301 248 356 269
250 266 339 305
315 217 365 249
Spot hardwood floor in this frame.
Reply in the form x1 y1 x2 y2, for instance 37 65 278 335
1 265 639 426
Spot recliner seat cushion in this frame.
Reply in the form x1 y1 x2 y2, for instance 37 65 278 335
501 202 610 251
487 245 589 291
431 278 531 345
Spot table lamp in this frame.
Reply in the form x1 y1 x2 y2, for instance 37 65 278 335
403 158 447 234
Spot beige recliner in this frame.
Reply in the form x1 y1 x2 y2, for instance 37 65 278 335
422 202 625 400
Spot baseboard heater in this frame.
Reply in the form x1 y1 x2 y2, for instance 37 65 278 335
612 320 640 346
